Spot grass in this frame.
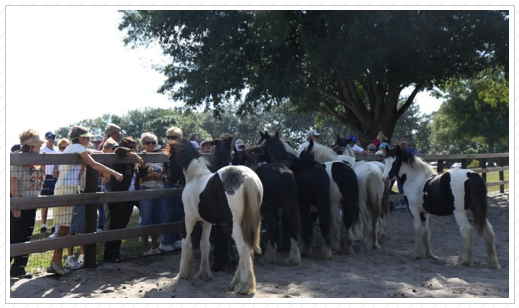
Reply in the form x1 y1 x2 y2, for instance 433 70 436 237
19 208 147 274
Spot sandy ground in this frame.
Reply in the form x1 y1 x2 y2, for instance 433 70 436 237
10 191 509 298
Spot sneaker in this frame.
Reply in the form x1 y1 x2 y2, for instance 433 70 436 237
65 256 81 270
143 249 159 256
46 262 71 276
395 204 408 210
159 243 175 252
49 233 57 239
96 228 103 233
172 240 183 250
40 226 47 233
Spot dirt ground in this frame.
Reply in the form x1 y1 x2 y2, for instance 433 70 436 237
10 191 510 299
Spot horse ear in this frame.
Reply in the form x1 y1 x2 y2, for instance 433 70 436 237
396 145 402 156
260 131 264 138
337 134 341 140
308 139 314 151
275 131 280 139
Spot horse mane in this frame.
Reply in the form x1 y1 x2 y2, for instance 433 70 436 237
388 147 434 177
281 140 298 156
171 140 212 179
308 142 339 163
264 132 290 164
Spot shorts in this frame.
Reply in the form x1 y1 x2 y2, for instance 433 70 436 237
70 204 86 234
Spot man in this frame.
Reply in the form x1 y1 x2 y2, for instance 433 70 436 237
399 139 419 155
346 134 367 154
298 129 321 154
200 139 215 154
98 123 121 151
91 136 103 150
235 139 246 151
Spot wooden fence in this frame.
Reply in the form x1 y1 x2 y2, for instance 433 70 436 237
10 151 509 269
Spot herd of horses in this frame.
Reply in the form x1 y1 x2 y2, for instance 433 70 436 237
164 132 501 295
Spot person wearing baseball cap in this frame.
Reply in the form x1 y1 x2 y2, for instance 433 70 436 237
234 139 246 151
347 134 366 154
299 129 321 154
39 131 60 234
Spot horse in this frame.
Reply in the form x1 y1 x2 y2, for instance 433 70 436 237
300 139 360 254
166 140 264 294
231 140 301 265
381 146 500 269
301 138 356 167
259 131 333 260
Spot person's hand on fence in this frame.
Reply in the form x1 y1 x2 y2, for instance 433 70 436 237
113 172 124 182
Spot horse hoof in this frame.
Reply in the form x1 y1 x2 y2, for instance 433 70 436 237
484 262 501 269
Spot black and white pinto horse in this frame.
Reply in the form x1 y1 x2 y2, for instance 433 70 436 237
259 132 333 260
300 140 360 254
382 146 500 269
167 140 264 294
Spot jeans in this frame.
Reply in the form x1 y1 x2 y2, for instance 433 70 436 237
139 187 167 226
161 181 184 245
97 184 107 230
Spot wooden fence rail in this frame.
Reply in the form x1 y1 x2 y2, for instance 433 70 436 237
9 151 509 267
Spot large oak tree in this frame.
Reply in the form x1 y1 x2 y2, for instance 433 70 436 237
119 10 508 145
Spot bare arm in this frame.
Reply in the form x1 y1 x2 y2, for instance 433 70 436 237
79 152 123 181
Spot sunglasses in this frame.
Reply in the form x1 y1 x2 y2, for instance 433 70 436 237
167 135 179 140
400 143 407 146
368 148 376 151
144 141 157 145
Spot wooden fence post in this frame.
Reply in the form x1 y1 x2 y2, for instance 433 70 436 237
84 166 99 268
481 158 487 182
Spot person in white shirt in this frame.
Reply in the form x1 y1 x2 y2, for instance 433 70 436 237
298 129 321 155
39 131 60 234
346 134 367 154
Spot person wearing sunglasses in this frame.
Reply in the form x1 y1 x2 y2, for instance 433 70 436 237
366 143 377 155
399 139 419 155
165 126 183 146
139 133 169 253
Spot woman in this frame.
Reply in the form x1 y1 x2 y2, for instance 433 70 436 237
139 133 168 253
10 129 47 278
49 126 124 275
103 137 147 261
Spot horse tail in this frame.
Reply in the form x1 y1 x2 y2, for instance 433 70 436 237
281 169 300 240
332 163 359 229
241 175 263 254
314 165 331 239
467 172 488 235
365 169 382 219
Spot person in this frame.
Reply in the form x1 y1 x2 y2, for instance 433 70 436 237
188 133 201 151
39 131 60 235
391 141 398 149
162 126 185 250
373 131 388 150
103 137 146 261
49 126 124 275
375 142 389 157
10 130 47 278
298 129 321 154
400 139 419 155
366 143 377 155
234 139 246 151
91 135 104 150
139 133 169 253
11 144 21 152
346 134 367 154
48 138 71 240
200 139 215 154
97 123 121 151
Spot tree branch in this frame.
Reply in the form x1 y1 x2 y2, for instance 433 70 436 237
396 82 424 118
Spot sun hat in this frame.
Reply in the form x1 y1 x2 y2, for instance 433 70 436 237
200 139 215 148
306 129 320 138
103 137 119 149
20 133 46 147
91 136 103 142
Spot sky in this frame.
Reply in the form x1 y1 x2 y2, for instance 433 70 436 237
7 6 443 149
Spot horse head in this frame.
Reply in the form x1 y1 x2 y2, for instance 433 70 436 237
165 140 194 185
382 145 404 183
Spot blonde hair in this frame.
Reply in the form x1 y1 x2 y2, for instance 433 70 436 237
57 138 70 148
140 132 158 146
166 126 183 139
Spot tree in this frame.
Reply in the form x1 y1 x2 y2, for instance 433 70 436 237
119 10 508 146
431 69 509 153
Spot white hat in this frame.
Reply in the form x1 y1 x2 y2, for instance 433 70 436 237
235 139 245 148
91 136 103 142
306 129 320 138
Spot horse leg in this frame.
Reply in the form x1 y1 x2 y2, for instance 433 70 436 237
176 216 195 280
260 204 279 264
480 219 500 269
230 224 256 295
195 222 214 281
411 207 428 260
299 209 313 258
329 201 342 253
371 214 381 250
287 237 301 265
317 206 333 261
422 213 437 259
377 215 388 241
211 225 227 272
360 202 374 252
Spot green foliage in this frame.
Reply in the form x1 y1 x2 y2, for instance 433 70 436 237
119 10 508 146
468 159 480 168
432 69 509 153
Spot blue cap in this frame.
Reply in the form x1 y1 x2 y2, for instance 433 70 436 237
45 131 56 139
380 142 389 149
347 134 357 143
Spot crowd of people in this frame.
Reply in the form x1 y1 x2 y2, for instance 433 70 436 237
10 123 418 278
